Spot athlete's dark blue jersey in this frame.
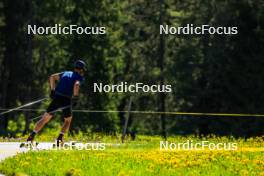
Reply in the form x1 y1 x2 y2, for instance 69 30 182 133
55 71 84 98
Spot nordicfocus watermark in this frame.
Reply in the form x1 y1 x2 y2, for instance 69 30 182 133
24 141 106 150
94 82 172 93
160 24 238 35
27 24 106 35
160 141 238 151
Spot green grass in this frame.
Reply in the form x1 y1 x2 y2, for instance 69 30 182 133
0 135 263 176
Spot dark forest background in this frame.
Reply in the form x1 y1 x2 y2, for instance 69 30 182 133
0 0 263 138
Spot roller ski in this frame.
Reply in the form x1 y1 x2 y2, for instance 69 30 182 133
20 131 39 149
20 141 39 149
52 139 78 150
52 133 66 148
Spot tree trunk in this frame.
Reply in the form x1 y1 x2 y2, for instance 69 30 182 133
158 0 166 139
23 0 34 135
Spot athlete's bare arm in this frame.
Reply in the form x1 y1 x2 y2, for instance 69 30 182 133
49 73 61 90
73 81 80 96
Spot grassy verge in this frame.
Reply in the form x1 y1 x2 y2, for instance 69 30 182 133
0 135 263 176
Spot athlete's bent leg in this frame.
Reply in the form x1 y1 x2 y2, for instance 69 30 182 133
27 112 53 142
61 116 72 133
34 112 53 132
57 116 72 146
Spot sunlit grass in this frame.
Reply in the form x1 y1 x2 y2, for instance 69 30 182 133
0 135 263 176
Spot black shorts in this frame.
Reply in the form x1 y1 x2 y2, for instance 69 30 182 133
46 95 72 118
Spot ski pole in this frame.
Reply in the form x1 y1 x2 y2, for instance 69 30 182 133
30 105 71 121
0 98 48 116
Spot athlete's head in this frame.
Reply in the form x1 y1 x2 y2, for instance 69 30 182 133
74 60 86 76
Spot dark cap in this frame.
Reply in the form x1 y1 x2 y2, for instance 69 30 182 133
74 60 86 71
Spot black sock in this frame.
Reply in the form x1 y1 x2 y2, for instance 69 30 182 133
30 131 36 138
27 131 36 141
57 133 64 141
